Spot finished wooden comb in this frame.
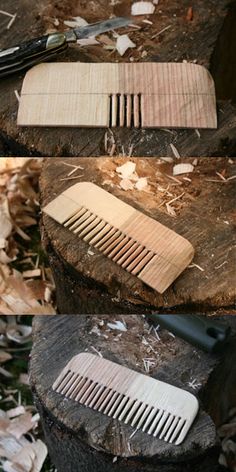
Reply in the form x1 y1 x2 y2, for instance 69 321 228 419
18 62 217 128
42 182 194 293
53 353 199 445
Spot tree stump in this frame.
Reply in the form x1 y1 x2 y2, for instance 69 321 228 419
0 0 236 156
29 314 236 472
40 157 236 314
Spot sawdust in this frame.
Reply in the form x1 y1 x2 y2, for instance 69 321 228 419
88 315 179 374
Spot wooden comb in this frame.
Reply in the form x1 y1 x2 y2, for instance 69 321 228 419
53 353 199 445
42 182 194 293
18 62 217 128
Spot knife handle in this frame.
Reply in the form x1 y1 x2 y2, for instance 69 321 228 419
0 33 67 78
146 314 231 353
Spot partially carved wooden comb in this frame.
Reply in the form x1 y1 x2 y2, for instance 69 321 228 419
42 182 194 293
18 62 217 128
53 353 199 445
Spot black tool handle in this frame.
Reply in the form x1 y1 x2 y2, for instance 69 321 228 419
0 33 67 78
146 314 231 353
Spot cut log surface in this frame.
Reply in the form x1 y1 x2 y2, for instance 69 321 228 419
0 0 236 156
29 315 236 472
40 157 236 314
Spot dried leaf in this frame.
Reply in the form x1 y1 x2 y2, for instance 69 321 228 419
186 6 193 21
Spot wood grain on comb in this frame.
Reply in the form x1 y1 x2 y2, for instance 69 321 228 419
42 182 194 293
52 353 199 445
18 62 217 128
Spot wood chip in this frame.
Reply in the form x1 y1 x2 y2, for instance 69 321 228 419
120 179 134 191
116 162 136 179
64 17 88 28
135 177 148 190
107 321 127 332
131 2 155 15
173 163 194 175
22 269 41 279
116 34 136 56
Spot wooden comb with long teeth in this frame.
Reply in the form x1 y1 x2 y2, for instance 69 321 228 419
42 182 194 293
17 62 217 128
52 353 199 445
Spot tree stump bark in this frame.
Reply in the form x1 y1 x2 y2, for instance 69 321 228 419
0 0 236 156
40 157 236 314
29 314 236 472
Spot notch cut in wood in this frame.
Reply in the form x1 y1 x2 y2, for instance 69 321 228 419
18 62 217 128
42 182 194 293
53 353 199 445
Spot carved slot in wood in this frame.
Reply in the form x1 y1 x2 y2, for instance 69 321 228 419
52 353 198 445
109 93 142 128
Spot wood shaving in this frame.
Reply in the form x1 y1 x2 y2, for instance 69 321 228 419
170 143 181 159
188 263 205 272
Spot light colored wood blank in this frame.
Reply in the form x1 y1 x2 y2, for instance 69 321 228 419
18 62 217 128
53 352 199 445
43 182 194 293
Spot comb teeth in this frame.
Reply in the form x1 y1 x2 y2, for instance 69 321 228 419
54 371 188 444
43 182 195 294
62 206 156 277
109 93 142 127
53 354 199 446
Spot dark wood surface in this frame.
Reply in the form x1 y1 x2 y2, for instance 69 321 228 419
40 157 236 314
0 0 235 156
30 314 236 472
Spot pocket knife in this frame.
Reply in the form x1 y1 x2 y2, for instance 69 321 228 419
0 16 130 78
